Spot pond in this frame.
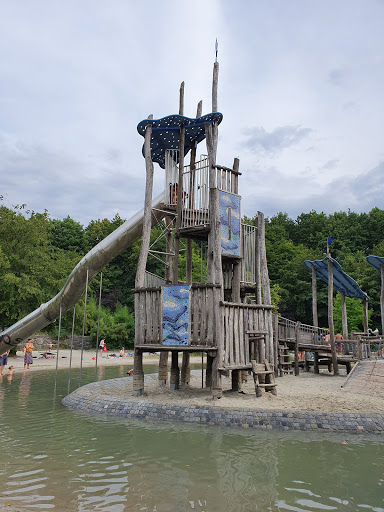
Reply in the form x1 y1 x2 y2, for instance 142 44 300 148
0 366 383 512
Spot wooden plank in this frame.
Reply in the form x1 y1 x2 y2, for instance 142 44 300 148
239 307 245 365
232 306 238 365
145 291 152 343
224 307 230 365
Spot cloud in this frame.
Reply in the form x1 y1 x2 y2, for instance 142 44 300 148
321 159 339 171
242 125 312 156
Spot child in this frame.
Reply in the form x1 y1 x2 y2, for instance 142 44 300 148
7 366 14 378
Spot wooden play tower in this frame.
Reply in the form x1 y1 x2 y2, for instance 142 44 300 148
133 58 275 399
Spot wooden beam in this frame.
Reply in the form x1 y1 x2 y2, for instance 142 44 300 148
135 115 154 288
340 291 348 340
327 258 339 375
312 266 318 327
381 265 384 335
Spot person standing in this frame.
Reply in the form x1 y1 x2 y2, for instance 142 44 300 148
99 337 106 357
23 339 34 370
0 349 10 375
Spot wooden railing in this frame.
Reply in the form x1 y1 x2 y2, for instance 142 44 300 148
222 302 274 368
135 285 219 348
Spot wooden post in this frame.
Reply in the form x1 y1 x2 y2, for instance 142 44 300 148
172 83 186 284
340 291 348 339
231 369 241 391
165 217 173 283
312 266 318 327
205 354 213 388
170 351 180 390
135 115 154 289
381 265 384 335
362 298 369 333
294 322 300 376
180 352 190 386
133 349 144 396
158 351 168 386
255 213 262 304
314 352 319 374
327 257 339 375
273 313 279 376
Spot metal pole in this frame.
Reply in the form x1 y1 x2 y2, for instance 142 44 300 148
78 268 89 387
55 303 62 374
94 271 103 380
67 305 76 394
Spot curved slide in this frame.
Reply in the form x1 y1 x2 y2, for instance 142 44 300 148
0 190 166 355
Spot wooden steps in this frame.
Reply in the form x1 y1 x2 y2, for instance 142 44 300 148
251 360 277 397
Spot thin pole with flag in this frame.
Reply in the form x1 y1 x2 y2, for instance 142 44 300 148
327 238 336 256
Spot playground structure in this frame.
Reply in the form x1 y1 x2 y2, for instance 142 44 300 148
1 56 384 398
132 58 276 399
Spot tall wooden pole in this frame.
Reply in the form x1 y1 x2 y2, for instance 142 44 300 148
362 298 369 333
340 291 348 340
134 114 154 396
186 100 203 285
135 115 154 288
327 257 339 375
381 265 384 335
312 266 318 327
172 83 185 284
206 60 223 399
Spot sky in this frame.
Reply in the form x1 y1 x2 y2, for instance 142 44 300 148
1 0 384 227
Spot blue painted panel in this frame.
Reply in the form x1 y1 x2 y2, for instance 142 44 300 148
162 285 190 346
219 191 241 256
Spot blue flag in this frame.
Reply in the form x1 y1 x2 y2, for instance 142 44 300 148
327 238 336 245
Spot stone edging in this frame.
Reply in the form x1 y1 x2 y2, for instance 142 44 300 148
62 378 384 434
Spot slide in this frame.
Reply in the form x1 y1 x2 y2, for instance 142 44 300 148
0 190 166 355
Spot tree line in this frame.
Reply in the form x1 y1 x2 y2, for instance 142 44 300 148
1 197 383 348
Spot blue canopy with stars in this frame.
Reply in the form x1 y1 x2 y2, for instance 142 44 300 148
137 112 223 169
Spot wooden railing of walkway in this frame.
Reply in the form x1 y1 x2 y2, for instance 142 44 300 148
275 316 382 375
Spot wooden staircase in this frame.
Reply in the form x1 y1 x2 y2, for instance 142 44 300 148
251 360 277 397
279 343 293 376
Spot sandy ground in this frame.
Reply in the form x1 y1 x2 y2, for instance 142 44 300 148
4 348 163 372
3 350 384 414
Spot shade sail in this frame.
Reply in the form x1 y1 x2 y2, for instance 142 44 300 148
366 255 384 273
137 112 223 169
304 257 368 300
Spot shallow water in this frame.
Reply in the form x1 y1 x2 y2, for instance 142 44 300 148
0 366 383 512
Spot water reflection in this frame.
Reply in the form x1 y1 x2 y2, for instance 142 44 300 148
0 367 383 512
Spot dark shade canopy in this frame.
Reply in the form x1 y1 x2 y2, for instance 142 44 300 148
304 257 368 300
366 255 384 273
137 112 223 168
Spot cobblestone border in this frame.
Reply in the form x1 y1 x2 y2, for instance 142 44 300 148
62 378 384 434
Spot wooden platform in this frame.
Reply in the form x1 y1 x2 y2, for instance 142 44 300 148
342 360 384 395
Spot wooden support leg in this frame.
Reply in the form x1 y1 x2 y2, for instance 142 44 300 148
346 361 351 374
231 369 241 391
211 357 222 400
314 352 319 374
205 354 213 388
304 352 310 372
241 370 248 383
170 351 180 390
252 371 262 397
180 352 190 386
133 349 144 397
327 360 332 373
158 351 168 386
